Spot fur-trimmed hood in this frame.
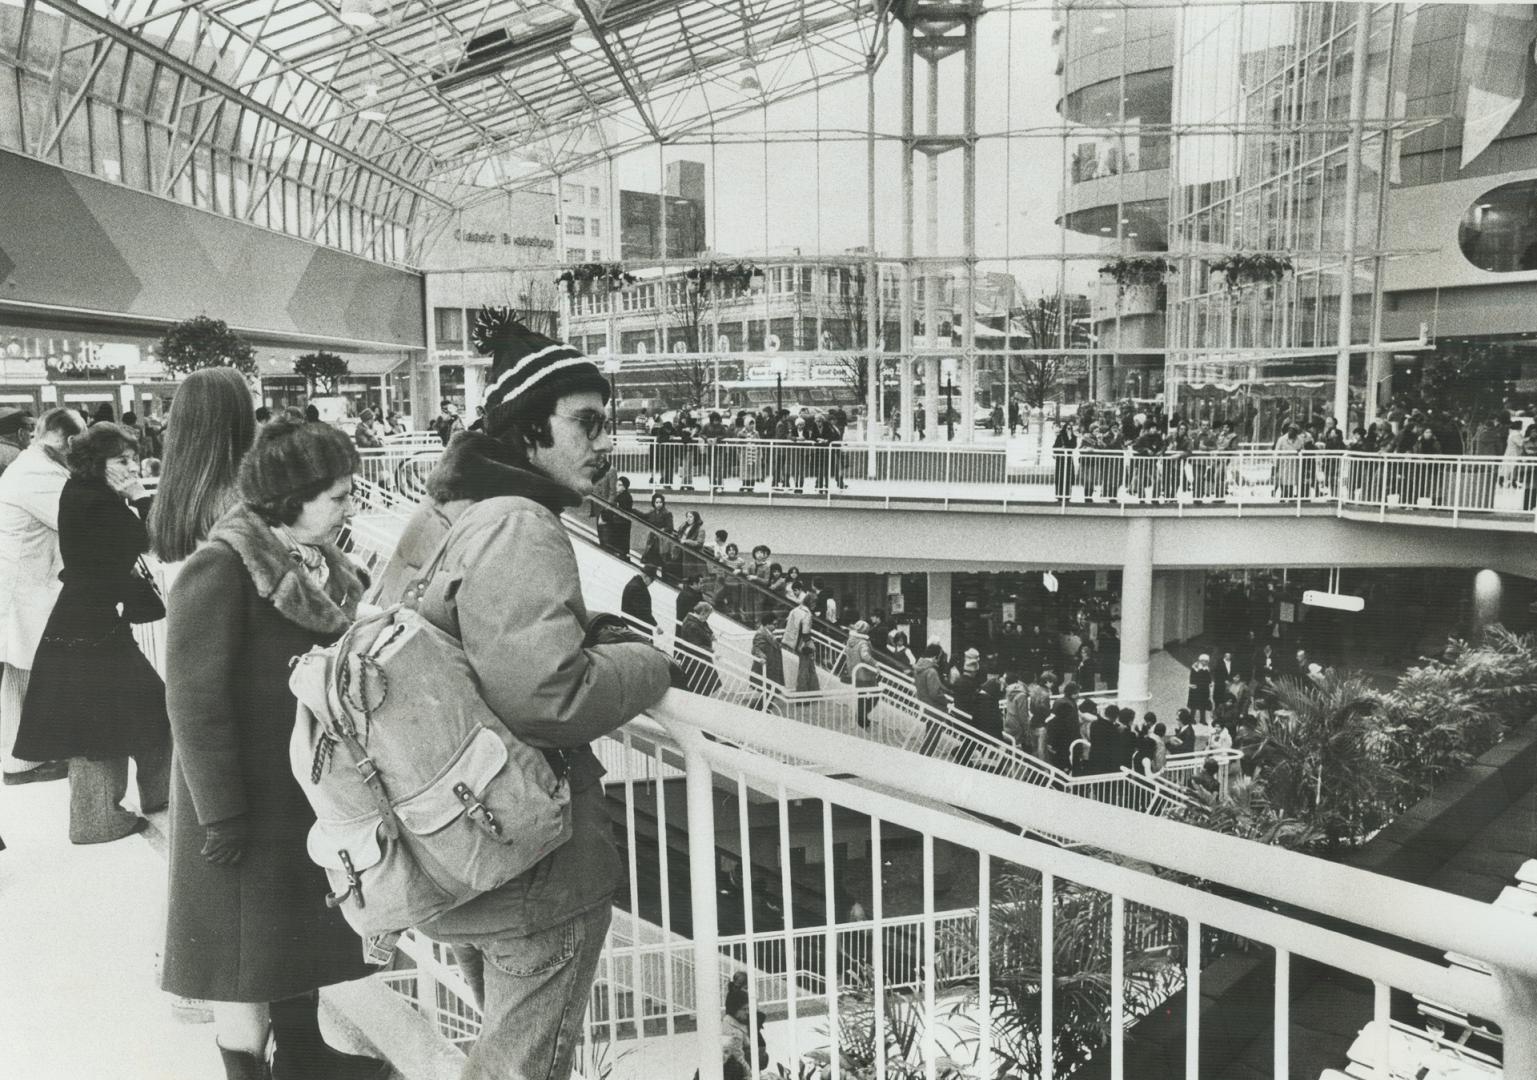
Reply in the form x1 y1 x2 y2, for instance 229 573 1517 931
205 504 364 635
427 432 581 514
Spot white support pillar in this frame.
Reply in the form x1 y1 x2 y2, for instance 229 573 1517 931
1118 517 1154 710
1473 569 1502 636
926 571 953 656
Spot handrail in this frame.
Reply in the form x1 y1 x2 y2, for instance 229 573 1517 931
652 691 1537 981
370 445 1537 534
633 696 1536 1080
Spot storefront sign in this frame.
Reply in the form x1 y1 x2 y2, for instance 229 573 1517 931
453 230 556 249
46 357 126 381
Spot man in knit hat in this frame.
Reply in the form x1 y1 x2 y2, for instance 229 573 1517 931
373 309 674 1080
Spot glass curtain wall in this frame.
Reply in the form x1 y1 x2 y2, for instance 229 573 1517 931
1166 3 1412 443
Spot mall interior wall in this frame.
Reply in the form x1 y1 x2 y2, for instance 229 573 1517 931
0 149 425 351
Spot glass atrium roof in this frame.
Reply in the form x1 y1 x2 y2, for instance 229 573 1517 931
39 0 894 206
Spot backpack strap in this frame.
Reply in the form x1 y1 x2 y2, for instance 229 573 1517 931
323 517 464 841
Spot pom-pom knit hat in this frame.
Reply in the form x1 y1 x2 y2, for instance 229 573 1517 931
472 307 609 437
238 416 360 507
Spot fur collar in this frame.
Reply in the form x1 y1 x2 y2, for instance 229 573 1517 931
427 432 581 514
205 504 363 635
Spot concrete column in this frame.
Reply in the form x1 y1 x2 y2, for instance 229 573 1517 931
1118 517 1154 710
1473 569 1502 637
926 571 953 655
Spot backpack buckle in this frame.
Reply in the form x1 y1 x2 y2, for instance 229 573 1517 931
325 849 365 909
453 782 503 839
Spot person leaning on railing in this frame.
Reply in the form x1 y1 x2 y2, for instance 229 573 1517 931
370 313 675 1080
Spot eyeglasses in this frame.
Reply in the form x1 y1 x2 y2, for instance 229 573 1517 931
553 411 608 440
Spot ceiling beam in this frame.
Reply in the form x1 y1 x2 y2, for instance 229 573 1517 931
42 0 450 208
574 0 662 143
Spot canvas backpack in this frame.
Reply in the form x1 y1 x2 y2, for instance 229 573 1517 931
287 533 572 961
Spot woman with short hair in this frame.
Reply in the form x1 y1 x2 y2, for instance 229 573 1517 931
14 423 170 843
161 417 385 1080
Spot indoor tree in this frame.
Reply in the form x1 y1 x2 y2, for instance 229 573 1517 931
293 351 350 395
158 314 256 377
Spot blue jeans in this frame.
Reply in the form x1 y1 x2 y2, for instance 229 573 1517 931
451 903 612 1080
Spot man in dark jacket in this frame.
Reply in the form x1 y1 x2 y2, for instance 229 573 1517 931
621 563 658 636
1087 706 1119 774
676 572 705 632
372 313 673 1080
1045 699 1082 773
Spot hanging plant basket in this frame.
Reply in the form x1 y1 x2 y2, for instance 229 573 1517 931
556 262 635 295
1098 256 1176 296
684 260 763 298
1207 253 1293 293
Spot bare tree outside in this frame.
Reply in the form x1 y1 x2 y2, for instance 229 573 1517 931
825 265 900 411
1008 294 1087 408
504 271 561 338
655 271 721 410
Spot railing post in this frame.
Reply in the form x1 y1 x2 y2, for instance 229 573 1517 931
682 737 725 1080
1497 969 1537 1080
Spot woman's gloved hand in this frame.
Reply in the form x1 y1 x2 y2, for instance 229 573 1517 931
201 816 248 866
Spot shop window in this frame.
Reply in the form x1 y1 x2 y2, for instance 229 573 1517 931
1459 179 1537 272
434 307 464 346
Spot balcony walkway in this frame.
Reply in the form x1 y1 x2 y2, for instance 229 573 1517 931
0 779 391 1080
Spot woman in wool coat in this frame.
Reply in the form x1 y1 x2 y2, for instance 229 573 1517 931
161 418 385 1080
14 423 170 843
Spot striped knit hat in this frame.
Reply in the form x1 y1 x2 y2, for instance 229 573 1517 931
472 307 608 437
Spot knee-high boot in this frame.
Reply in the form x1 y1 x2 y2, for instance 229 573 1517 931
268 992 389 1080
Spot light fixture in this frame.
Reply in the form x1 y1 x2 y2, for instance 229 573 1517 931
339 0 379 31
569 26 600 52
738 72 762 95
1042 571 1060 593
359 78 386 121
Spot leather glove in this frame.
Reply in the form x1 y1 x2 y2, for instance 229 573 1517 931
201 816 248 866
584 611 652 648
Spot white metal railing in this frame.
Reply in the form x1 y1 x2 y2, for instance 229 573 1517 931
374 443 1537 526
131 479 1535 1078
388 698 1536 1080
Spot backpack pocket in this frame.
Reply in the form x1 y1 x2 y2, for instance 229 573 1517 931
307 813 458 935
392 726 572 894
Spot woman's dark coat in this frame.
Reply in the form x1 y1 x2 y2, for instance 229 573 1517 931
160 506 371 1003
15 477 168 761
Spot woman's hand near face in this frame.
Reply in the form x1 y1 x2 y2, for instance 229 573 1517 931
106 460 147 501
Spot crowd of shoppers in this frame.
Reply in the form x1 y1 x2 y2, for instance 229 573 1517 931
636 404 852 493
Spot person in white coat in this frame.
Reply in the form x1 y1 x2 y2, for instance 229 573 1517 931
0 408 85 783
782 591 819 693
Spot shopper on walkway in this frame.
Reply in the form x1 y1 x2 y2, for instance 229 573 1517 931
676 600 722 696
0 407 35 476
148 367 257 564
640 491 675 574
161 417 386 1080
0 408 84 785
783 591 819 694
750 609 786 711
844 620 878 729
1187 653 1214 723
622 562 659 636
372 312 672 1080
14 423 169 843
